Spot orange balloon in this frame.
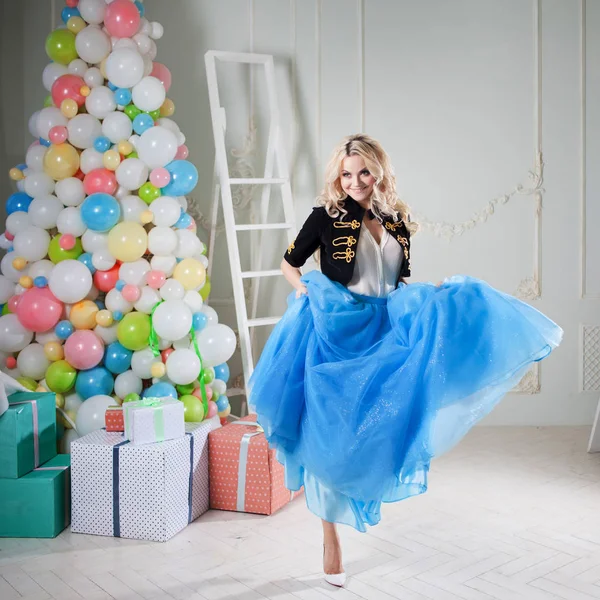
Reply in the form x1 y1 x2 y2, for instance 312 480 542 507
43 143 80 180
69 300 99 329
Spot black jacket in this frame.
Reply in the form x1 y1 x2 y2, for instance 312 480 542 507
283 197 411 286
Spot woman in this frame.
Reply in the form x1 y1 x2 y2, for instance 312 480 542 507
249 134 562 587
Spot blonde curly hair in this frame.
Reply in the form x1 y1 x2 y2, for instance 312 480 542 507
316 134 418 234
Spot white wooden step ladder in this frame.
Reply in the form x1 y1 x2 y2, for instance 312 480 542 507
204 50 297 413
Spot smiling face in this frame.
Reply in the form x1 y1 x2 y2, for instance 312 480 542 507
340 154 376 205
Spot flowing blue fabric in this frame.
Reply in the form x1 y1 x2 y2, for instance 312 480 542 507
249 271 563 532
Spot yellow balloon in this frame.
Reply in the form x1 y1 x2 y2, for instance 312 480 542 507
80 85 91 97
173 258 206 290
19 276 33 289
43 143 80 180
218 405 231 419
55 393 65 409
117 140 133 156
67 16 86 34
150 363 166 378
9 168 24 181
61 98 78 118
44 341 64 362
140 210 153 225
96 309 113 327
100 58 108 79
58 408 77 429
69 300 99 329
12 257 28 271
107 222 148 262
103 149 121 171
160 98 175 117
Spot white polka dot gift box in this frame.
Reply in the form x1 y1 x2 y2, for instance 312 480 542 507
123 397 185 445
208 414 303 516
71 416 220 542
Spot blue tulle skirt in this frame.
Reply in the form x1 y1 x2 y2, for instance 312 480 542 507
249 271 563 532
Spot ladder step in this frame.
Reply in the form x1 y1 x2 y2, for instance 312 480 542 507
247 317 281 327
229 178 287 185
235 223 291 231
241 269 282 279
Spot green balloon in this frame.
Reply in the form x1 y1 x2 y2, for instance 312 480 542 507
199 277 211 301
44 95 54 107
17 376 38 391
117 312 151 351
180 395 205 422
123 392 140 403
124 104 142 121
46 360 77 394
1 303 10 315
126 151 138 159
201 368 214 385
147 109 160 120
45 29 77 65
48 235 83 263
177 383 195 396
139 182 161 204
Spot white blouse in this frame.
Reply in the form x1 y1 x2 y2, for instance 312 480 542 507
346 223 403 298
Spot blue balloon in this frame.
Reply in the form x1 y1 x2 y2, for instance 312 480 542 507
142 382 178 400
107 82 118 91
135 0 145 17
55 320 74 340
104 341 133 374
192 312 207 331
6 192 33 215
162 161 199 196
112 310 123 321
61 6 80 23
94 300 105 310
76 367 114 400
93 136 111 152
175 212 192 229
133 113 154 135
80 193 121 232
39 138 51 147
114 88 132 106
216 396 229 412
33 276 48 288
115 279 126 291
214 363 230 383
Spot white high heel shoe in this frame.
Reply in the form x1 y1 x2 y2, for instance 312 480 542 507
323 545 346 587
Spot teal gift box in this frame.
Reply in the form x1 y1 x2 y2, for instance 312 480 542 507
0 391 57 479
0 453 71 538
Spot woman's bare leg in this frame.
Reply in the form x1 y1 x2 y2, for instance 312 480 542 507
322 519 344 574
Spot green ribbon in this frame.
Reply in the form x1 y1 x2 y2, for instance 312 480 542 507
148 300 209 418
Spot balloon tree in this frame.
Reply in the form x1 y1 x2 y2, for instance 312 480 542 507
0 0 236 452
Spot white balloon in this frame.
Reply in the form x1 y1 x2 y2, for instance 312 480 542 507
28 195 63 229
76 26 111 64
210 379 227 396
6 211 32 235
55 177 86 206
0 275 15 303
194 324 237 368
80 148 105 173
24 172 55 198
175 229 202 258
128 134 140 148
13 227 51 262
28 260 54 281
75 394 114 437
114 370 142 399
134 286 160 314
25 144 47 172
119 259 150 286
149 196 179 227
133 33 151 54
1 252 29 282
105 47 145 88
68 58 88 76
105 289 133 314
119 194 147 222
160 279 185 301
155 117 180 137
112 38 138 52
147 226 177 255
68 114 102 149
82 230 109 253
91 250 116 271
131 348 161 379
42 63 68 92
148 39 157 61
132 76 165 112
85 86 117 119
84 66 104 88
177 196 188 211
28 111 41 138
116 158 149 190
142 54 153 77
196 254 209 269
86 284 100 302
0 314 34 352
36 107 68 140
139 17 152 36
201 305 219 326
17 344 50 380
48 259 93 303
183 290 203 313
150 255 176 276
166 348 200 385
57 207 86 236
150 22 164 40
64 392 84 412
94 323 119 344
79 0 106 24
36 329 60 345
171 336 190 351
102 111 133 143
114 185 129 200
152 299 192 341
137 126 178 169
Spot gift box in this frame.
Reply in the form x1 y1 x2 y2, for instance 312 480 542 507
123 397 185 445
0 454 70 538
105 406 124 432
209 414 302 515
71 416 219 542
0 391 57 479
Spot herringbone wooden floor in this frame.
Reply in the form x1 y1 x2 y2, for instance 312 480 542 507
2 426 600 600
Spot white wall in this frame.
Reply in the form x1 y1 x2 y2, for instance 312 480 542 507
6 0 598 425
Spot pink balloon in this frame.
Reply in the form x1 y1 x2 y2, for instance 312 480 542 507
175 145 189 160
49 126 68 144
207 400 218 418
150 63 171 92
193 386 213 402
104 0 141 38
146 270 165 289
83 168 118 196
16 287 64 333
51 74 86 108
149 167 170 188
121 284 140 303
6 357 17 370
59 234 76 250
64 330 105 370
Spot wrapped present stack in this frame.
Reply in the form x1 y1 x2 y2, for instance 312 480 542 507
0 374 71 538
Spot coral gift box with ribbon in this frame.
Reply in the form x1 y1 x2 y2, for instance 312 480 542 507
71 417 219 542
208 414 303 515
123 397 185 445
105 406 124 432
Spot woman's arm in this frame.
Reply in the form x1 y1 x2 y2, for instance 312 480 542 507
281 259 307 298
